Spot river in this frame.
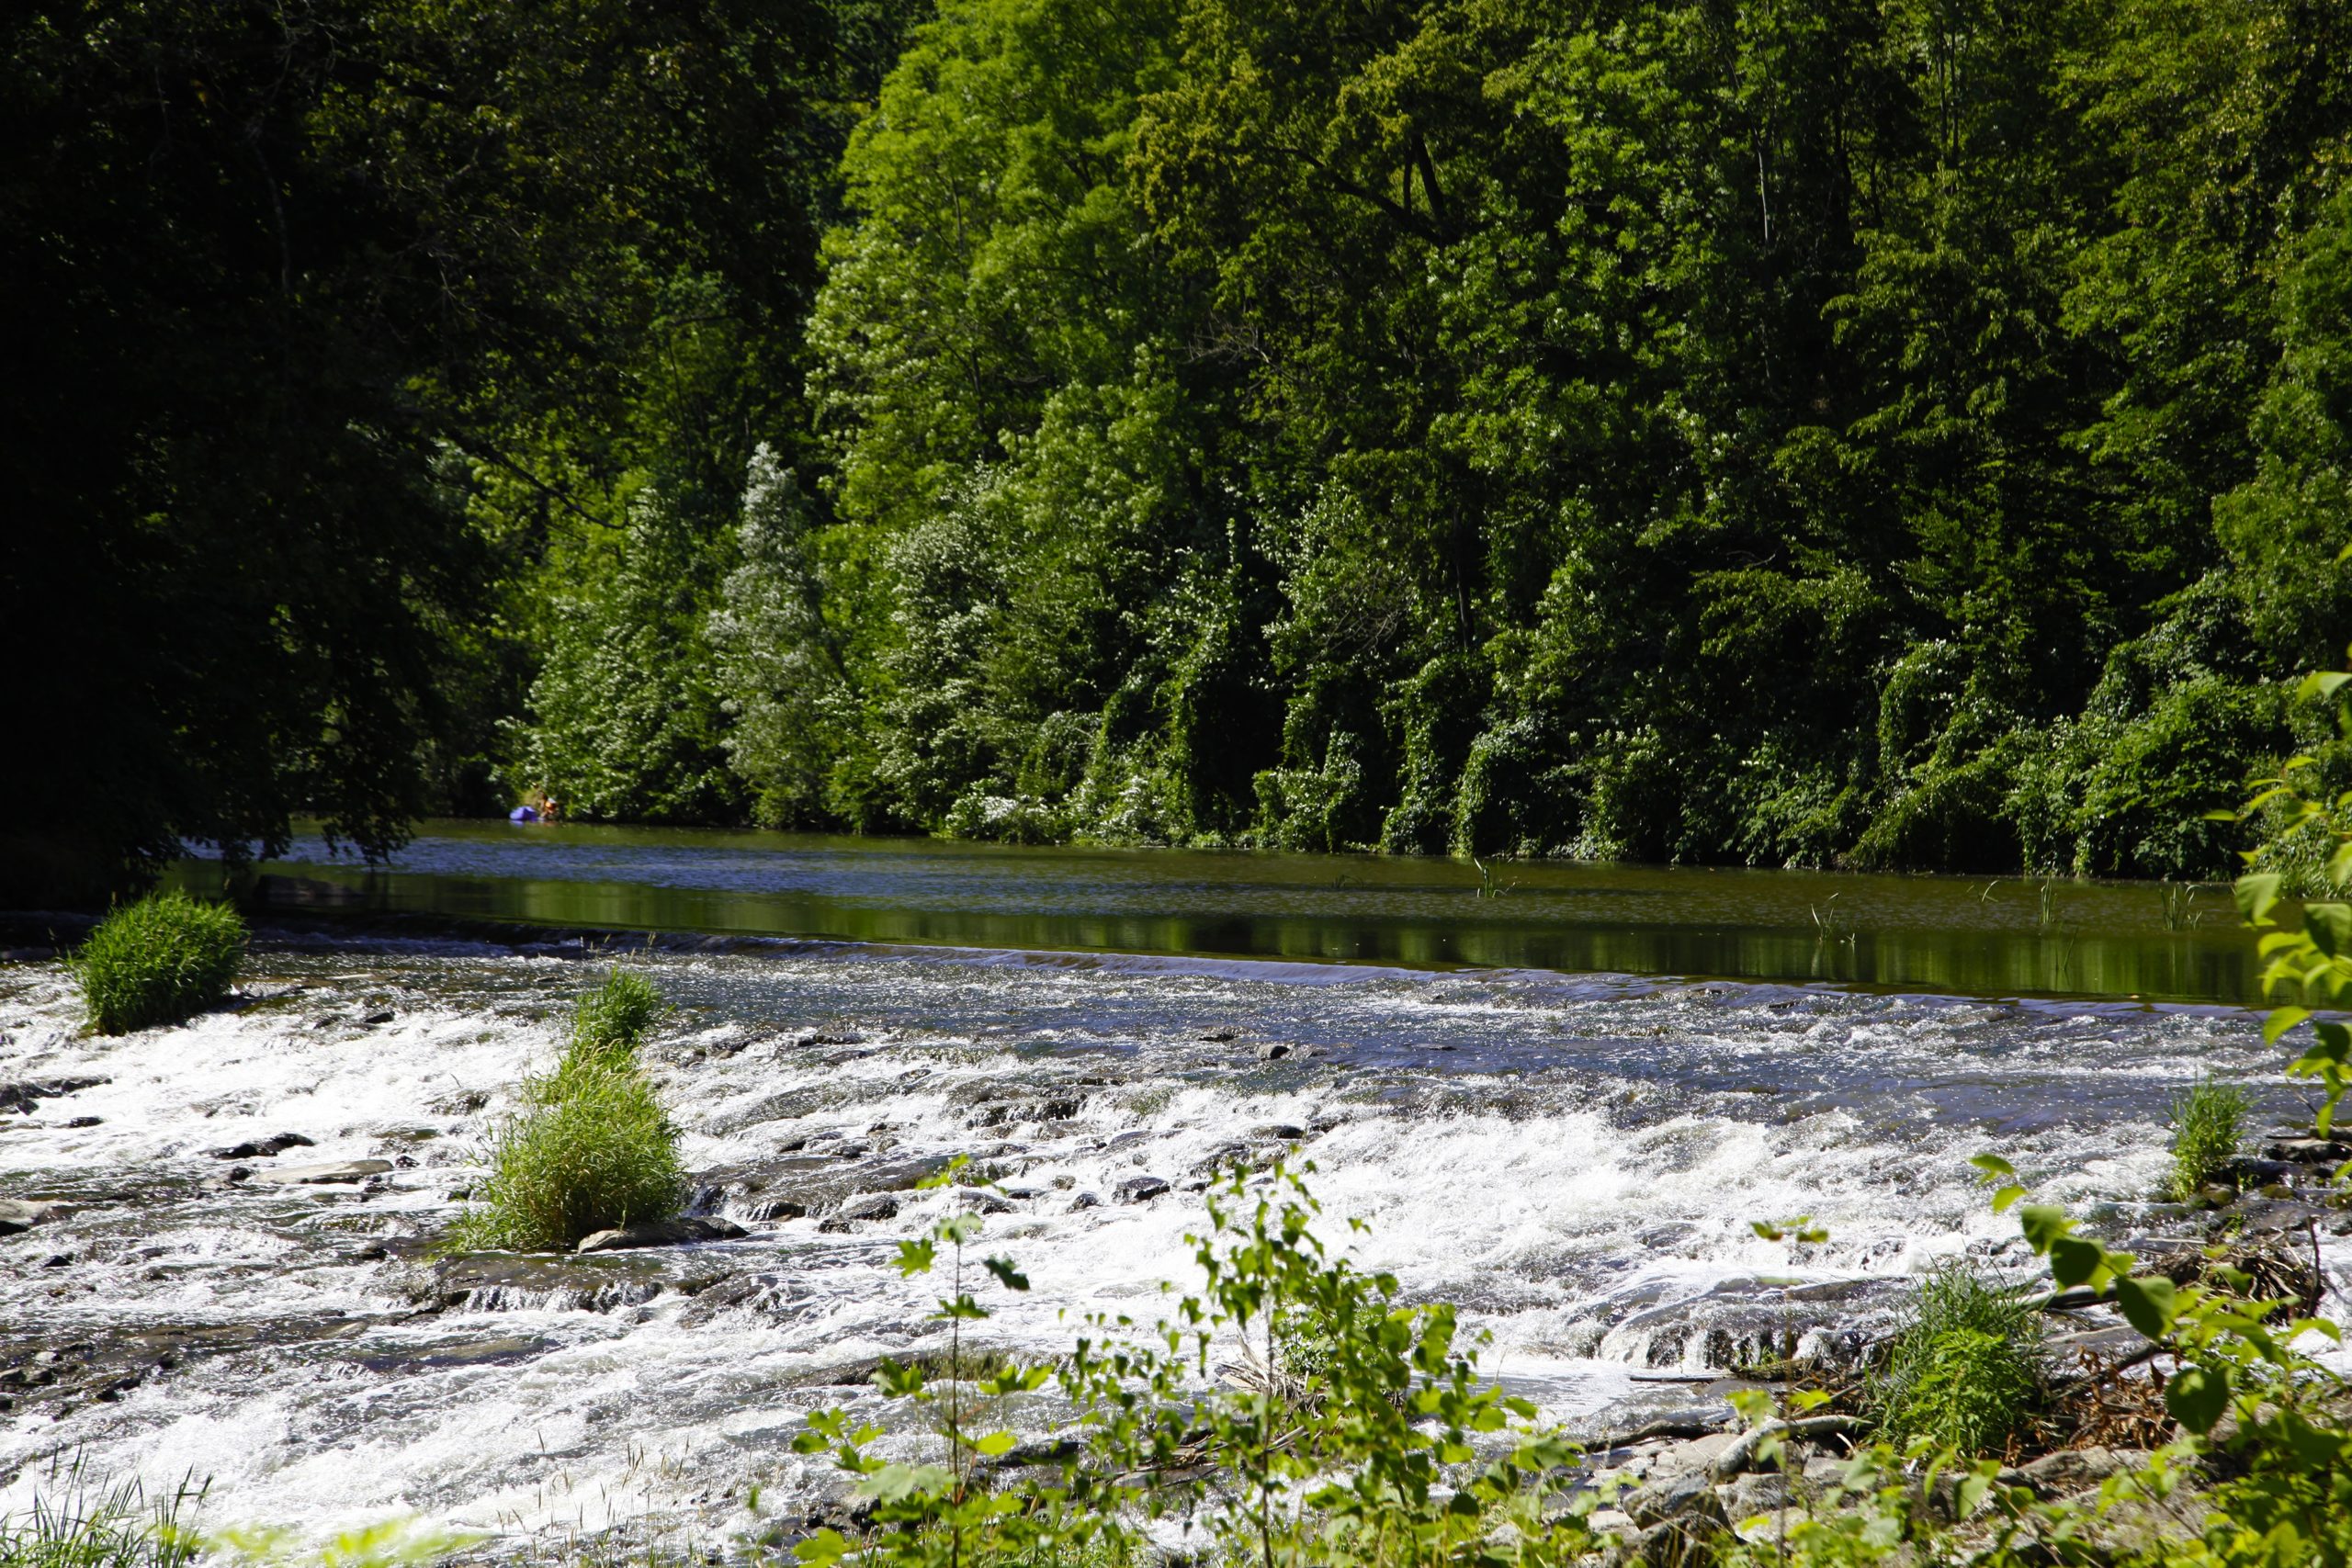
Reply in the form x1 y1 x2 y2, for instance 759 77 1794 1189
0 826 2301 1553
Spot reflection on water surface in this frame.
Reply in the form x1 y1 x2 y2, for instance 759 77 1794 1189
181 820 2256 1002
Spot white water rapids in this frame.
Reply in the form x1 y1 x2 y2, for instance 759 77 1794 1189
0 931 2298 1551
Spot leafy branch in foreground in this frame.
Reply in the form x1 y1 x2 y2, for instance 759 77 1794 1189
789 1159 1599 1567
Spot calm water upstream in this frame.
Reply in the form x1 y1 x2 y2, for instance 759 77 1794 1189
186 819 2256 1003
0 827 2309 1554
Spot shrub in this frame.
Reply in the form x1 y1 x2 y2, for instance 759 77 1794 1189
69 890 247 1034
449 970 684 1252
1872 1261 2044 1457
447 1060 685 1251
2168 1077 2250 1201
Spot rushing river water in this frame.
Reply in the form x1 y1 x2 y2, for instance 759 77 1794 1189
0 829 2313 1554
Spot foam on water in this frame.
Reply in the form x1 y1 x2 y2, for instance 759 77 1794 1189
0 937 2294 1550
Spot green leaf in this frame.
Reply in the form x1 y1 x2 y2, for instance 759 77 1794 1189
2266 1006 2314 1046
2018 1203 2073 1255
2237 874 2284 928
1992 1185 2025 1213
895 1238 936 1278
792 1529 851 1564
2165 1365 2230 1434
1970 1153 2017 1179
2113 1275 2177 1338
973 1431 1017 1457
982 1255 1030 1291
2308 904 2352 958
2049 1235 2106 1291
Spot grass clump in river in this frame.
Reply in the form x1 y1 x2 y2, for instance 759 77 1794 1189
1871 1260 2045 1458
449 967 684 1252
2168 1077 2250 1201
69 890 246 1034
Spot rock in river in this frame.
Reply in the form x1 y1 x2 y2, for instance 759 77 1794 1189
1116 1176 1170 1203
575 1215 748 1254
208 1133 317 1160
0 1198 65 1235
251 1159 393 1187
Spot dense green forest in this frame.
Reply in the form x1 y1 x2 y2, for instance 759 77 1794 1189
6 0 2351 900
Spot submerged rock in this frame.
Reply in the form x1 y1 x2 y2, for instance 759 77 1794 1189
1116 1175 1170 1203
574 1215 747 1254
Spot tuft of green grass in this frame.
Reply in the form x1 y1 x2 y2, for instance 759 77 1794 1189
1872 1260 2044 1457
448 970 684 1252
2169 1077 2251 1202
0 1456 202 1568
68 890 247 1035
567 966 665 1066
447 1060 685 1251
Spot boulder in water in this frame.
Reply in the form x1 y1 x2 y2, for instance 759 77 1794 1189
1116 1176 1170 1203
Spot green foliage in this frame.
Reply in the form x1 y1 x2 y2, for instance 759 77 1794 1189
69 892 248 1036
566 966 667 1070
449 972 684 1252
791 1162 1599 1566
1871 1262 2045 1458
2168 1078 2251 1202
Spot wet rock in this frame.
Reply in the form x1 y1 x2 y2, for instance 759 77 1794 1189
1116 1175 1170 1203
818 1194 903 1232
427 1089 490 1116
207 1133 316 1160
1253 1043 1316 1062
575 1216 748 1254
361 1010 397 1026
1068 1191 1101 1212
251 1159 394 1186
0 1076 108 1115
1250 1123 1306 1140
1716 1472 1792 1520
700 1151 953 1220
63 1116 101 1128
1626 1471 1728 1530
0 1198 64 1235
2267 1137 2351 1164
2231 1156 2301 1185
1198 1028 1238 1042
418 1251 674 1313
